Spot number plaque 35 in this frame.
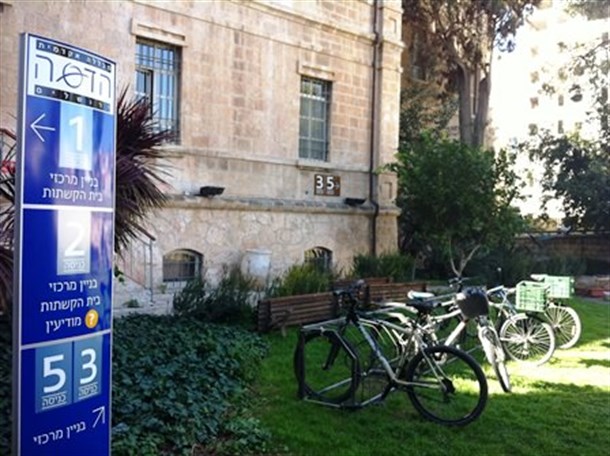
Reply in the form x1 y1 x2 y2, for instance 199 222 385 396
314 174 341 196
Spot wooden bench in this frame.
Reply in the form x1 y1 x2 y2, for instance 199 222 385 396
256 279 427 334
257 291 336 334
367 281 427 304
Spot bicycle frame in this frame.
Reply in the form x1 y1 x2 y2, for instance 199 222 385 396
299 309 452 408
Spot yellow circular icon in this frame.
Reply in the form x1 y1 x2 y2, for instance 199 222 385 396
85 309 99 329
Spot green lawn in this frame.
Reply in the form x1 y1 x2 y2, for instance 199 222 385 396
255 299 610 456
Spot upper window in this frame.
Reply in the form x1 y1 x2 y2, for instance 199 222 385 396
299 77 331 161
135 39 181 142
163 249 202 282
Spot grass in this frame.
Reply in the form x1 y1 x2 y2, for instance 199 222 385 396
254 298 610 455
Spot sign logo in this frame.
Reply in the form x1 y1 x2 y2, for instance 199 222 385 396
27 36 115 113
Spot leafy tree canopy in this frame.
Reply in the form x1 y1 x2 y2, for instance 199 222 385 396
403 0 541 147
390 132 525 278
520 2 609 232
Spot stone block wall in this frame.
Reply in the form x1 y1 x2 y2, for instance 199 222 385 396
0 0 404 300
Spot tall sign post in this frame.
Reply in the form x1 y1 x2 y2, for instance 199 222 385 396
13 33 116 455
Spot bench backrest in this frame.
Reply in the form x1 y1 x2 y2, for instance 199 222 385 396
256 280 427 333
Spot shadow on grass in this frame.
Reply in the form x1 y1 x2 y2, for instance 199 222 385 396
258 322 610 456
580 358 610 369
258 372 610 456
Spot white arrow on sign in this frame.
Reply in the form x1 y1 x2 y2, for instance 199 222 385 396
92 406 106 428
30 113 56 142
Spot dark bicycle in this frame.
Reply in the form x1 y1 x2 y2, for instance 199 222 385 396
294 280 488 427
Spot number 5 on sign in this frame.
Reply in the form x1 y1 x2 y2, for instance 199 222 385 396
35 342 73 413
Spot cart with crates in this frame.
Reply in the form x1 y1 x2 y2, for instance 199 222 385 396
528 274 581 350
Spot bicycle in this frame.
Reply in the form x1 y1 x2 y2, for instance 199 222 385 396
530 274 582 349
405 280 512 393
293 280 488 427
486 285 557 366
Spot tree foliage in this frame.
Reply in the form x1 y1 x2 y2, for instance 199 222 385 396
390 133 524 278
523 134 609 232
402 0 540 147
522 3 609 232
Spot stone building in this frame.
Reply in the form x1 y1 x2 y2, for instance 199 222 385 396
0 0 404 307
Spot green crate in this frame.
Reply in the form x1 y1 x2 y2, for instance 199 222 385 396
516 281 548 312
542 275 574 299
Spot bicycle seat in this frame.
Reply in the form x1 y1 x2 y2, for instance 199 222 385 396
530 274 547 281
406 299 441 314
407 290 435 300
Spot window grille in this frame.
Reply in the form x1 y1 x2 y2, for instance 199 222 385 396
135 39 181 142
304 247 332 272
299 77 331 161
163 249 202 282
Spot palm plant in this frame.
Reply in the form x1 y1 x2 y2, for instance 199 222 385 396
0 128 16 316
0 89 172 316
114 88 172 254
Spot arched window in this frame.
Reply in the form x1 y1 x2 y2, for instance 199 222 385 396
163 249 203 282
304 247 332 272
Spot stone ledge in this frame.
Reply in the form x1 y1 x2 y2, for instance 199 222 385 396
166 194 400 216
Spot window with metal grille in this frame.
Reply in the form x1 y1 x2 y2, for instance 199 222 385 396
163 249 202 282
304 247 332 272
135 39 181 142
299 77 331 161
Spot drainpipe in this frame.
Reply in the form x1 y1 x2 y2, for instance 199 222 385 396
369 0 382 256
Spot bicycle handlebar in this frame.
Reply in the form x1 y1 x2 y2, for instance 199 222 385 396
486 285 515 298
332 279 366 298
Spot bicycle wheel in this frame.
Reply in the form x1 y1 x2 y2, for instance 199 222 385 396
294 329 360 405
404 345 488 426
545 304 582 349
499 314 556 366
479 327 511 393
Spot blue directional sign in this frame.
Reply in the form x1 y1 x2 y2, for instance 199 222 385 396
13 33 115 456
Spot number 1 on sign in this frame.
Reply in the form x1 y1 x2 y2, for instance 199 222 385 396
59 104 92 170
68 116 84 152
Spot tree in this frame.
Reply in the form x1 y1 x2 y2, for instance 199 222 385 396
525 135 609 232
402 0 541 147
390 133 524 278
523 2 609 232
0 89 172 315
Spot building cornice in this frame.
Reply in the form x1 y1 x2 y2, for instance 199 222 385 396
166 194 400 216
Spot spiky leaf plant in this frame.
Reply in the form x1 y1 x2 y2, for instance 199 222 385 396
114 88 172 254
0 89 172 315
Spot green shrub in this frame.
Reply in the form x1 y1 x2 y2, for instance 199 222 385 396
112 314 269 455
350 252 416 282
0 315 270 456
467 247 589 286
173 267 256 327
533 254 587 277
267 262 334 297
